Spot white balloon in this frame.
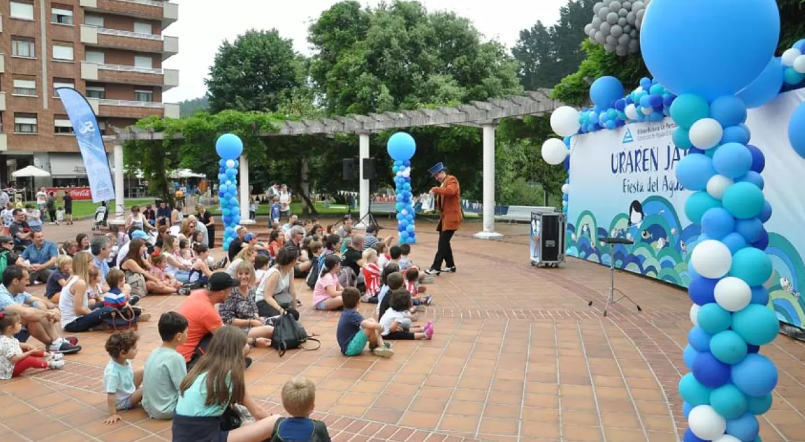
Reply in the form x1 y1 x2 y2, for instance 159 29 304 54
625 104 638 120
550 106 581 137
714 435 743 442
714 277 752 312
690 240 732 279
541 139 569 165
401 209 408 215
782 48 801 67
562 201 568 207
225 159 236 169
641 106 653 115
706 175 734 200
690 304 700 326
689 118 723 150
689 405 727 440
794 55 805 74
561 184 571 194
402 169 410 177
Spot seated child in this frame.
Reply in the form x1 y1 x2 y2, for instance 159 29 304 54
376 265 402 314
0 312 64 379
270 376 331 441
103 330 144 424
105 269 150 321
373 242 389 268
361 248 382 299
142 312 188 420
387 245 402 268
179 239 195 261
254 254 271 288
87 267 107 309
405 267 432 306
337 287 393 358
379 290 433 340
398 244 413 270
150 254 183 290
45 255 72 302
313 254 344 311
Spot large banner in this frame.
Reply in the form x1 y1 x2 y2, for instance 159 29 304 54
567 90 805 328
56 88 115 202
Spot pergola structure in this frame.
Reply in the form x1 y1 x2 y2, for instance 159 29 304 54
111 89 563 239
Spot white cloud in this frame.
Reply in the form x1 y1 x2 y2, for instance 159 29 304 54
163 0 567 102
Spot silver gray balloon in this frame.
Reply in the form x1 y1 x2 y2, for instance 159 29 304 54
593 2 603 13
626 11 636 24
630 29 638 38
611 24 623 37
595 31 606 44
618 17 627 26
599 22 611 34
622 1 631 9
585 0 650 56
592 16 602 27
584 23 593 34
618 34 630 45
606 35 617 45
607 12 618 24
616 45 628 56
624 24 632 33
599 7 610 19
628 39 639 53
604 43 616 52
619 8 628 17
610 1 621 10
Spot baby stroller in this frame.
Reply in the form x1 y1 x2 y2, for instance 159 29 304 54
93 204 108 230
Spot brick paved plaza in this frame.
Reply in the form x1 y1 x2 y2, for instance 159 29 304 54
2 220 804 442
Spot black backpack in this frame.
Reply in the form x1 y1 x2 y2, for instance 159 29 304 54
305 254 325 289
271 314 320 357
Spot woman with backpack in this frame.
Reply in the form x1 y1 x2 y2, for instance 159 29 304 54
255 247 300 320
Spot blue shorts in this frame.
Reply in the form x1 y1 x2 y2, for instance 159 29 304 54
116 395 133 411
345 330 369 356
315 300 329 310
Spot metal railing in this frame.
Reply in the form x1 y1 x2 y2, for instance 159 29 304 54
96 63 163 75
98 99 164 108
97 27 162 41
109 0 165 7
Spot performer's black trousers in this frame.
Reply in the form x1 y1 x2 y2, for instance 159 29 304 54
431 222 456 270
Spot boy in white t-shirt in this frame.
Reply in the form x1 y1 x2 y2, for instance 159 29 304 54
1 203 14 235
378 289 433 340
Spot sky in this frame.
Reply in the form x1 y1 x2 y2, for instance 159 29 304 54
162 0 568 102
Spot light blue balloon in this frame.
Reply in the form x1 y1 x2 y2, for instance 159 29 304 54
746 393 773 415
721 232 748 255
590 76 624 108
676 154 716 191
738 57 784 108
683 345 698 370
222 208 230 216
732 304 779 346
229 197 239 206
784 67 804 85
710 384 749 420
788 100 805 159
735 218 764 243
738 171 765 189
679 372 712 406
722 182 765 219
721 126 751 146
751 285 770 305
216 133 244 160
759 200 772 223
640 0 780 101
731 354 778 396
710 330 748 365
387 132 416 161
683 402 693 420
672 127 692 149
697 303 732 334
730 247 773 287
701 207 735 240
726 412 760 442
670 94 710 129
688 326 713 352
685 191 721 225
713 143 753 179
710 96 748 127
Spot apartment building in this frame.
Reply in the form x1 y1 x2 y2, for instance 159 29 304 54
0 0 179 187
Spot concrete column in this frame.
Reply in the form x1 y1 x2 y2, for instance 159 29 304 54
113 144 125 218
474 124 503 240
357 133 370 227
239 155 254 225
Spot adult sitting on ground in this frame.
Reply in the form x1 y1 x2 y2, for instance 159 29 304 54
0 236 25 274
76 233 90 253
125 206 152 234
91 236 112 285
9 209 32 249
218 261 274 348
362 224 394 251
227 226 248 262
161 235 193 283
341 234 365 277
120 238 176 296
175 273 250 369
22 231 58 284
116 230 150 268
0 265 80 353
59 252 114 333
337 215 352 239
156 201 172 227
283 225 312 278
256 247 300 320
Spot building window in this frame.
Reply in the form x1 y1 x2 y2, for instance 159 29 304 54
133 22 152 34
51 7 74 25
86 87 106 99
134 55 153 69
54 117 74 134
11 37 36 58
53 80 75 96
10 1 34 21
134 90 153 102
84 15 104 27
14 114 38 134
53 44 74 61
85 50 105 64
13 79 37 96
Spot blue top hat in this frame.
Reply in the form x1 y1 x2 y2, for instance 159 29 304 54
428 162 446 175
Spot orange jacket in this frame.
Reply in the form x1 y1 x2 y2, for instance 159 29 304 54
431 175 463 231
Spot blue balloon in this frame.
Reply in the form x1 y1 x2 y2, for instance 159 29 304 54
759 200 772 223
751 285 770 305
640 95 652 108
711 384 749 419
732 305 779 346
406 236 416 244
738 171 764 189
738 57 784 108
722 232 748 255
692 351 731 388
387 132 416 161
404 160 411 166
685 191 721 225
640 0 780 101
732 354 778 396
788 100 805 159
222 242 229 251
710 96 748 127
590 76 624 108
683 402 693 420
400 231 409 240
746 393 773 415
731 247 773 287
689 278 718 306
795 39 805 53
639 77 652 90
697 303 732 334
406 225 415 233
676 154 716 191
397 224 406 232
745 145 765 173
748 344 760 354
701 208 735 240
222 208 230 216
751 229 769 250
735 218 764 243
683 429 707 442
679 372 712 405
670 94 710 129
229 197 239 206
723 182 765 219
673 127 692 149
784 67 804 85
216 134 244 160
726 412 760 441
721 125 751 145
684 345 698 369
614 99 626 111
710 330 748 365
713 143 753 179
688 326 713 352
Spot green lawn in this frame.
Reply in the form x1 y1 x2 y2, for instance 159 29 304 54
212 202 356 217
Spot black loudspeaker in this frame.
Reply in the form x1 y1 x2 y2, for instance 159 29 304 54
342 158 357 180
362 158 376 180
539 213 566 263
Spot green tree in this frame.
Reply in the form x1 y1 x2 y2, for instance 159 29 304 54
512 0 595 90
179 96 209 116
206 29 306 113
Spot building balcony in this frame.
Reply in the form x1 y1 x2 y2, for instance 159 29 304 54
80 25 178 60
80 62 179 90
94 98 180 119
0 92 6 112
80 0 178 28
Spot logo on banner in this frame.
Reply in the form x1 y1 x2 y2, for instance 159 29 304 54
78 121 95 137
622 129 634 144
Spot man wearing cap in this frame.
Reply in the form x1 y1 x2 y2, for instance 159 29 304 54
176 272 250 369
116 230 150 268
425 162 462 276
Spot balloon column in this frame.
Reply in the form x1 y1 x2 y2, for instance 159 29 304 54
641 0 781 440
216 134 244 251
387 132 417 244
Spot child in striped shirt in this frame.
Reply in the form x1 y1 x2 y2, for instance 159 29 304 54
405 267 432 307
362 248 382 298
104 270 150 322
